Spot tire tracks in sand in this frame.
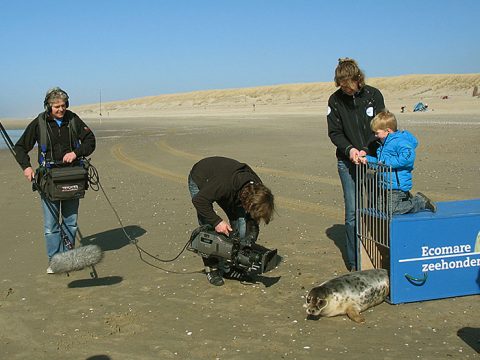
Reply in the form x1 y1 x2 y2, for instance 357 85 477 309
111 141 343 219
112 139 455 218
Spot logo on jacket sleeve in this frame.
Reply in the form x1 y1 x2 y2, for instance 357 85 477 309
327 106 331 115
366 107 374 117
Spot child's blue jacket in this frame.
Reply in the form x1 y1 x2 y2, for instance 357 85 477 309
366 130 418 191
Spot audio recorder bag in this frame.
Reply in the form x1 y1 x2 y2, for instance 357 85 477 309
36 165 88 201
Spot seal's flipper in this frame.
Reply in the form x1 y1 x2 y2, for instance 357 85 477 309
346 306 365 323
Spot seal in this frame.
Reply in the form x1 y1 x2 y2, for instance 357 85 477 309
304 269 389 323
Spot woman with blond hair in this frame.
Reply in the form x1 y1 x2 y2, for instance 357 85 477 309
326 58 385 272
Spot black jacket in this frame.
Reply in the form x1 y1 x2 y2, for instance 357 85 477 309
190 156 262 227
327 85 385 161
14 110 96 170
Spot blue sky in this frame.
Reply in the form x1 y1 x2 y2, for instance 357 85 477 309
1 0 479 118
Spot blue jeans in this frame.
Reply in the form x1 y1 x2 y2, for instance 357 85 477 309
41 196 79 261
337 160 357 270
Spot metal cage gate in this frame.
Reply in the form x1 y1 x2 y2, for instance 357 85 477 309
355 163 393 271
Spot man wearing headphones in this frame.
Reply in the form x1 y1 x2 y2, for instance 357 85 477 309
14 87 96 273
188 156 275 286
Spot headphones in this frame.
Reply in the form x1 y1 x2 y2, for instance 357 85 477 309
44 87 69 113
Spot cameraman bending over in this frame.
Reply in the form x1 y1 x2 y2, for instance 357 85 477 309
188 156 275 286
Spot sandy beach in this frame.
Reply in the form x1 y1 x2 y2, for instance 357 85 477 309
1 75 479 359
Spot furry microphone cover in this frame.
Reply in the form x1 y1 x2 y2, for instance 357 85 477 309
49 245 103 273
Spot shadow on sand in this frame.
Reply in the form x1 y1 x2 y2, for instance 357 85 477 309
325 224 349 269
80 225 147 251
457 327 480 353
68 275 123 288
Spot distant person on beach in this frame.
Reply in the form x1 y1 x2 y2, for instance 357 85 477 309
359 111 436 214
326 58 385 272
188 156 274 286
13 87 96 274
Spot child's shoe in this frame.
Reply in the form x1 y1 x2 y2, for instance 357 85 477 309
417 192 437 213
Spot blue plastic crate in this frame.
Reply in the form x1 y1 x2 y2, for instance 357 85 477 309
389 199 480 304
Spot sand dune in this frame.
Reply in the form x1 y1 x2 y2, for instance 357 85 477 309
72 73 480 117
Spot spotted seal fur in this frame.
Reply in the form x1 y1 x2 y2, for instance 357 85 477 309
304 269 389 323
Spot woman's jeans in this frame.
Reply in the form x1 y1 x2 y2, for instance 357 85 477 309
337 160 357 270
41 196 79 261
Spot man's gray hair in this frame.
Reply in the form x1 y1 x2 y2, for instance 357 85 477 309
44 87 69 109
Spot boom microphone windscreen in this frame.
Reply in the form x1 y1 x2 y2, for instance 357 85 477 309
49 245 103 274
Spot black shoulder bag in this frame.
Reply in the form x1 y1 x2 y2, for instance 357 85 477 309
36 115 88 201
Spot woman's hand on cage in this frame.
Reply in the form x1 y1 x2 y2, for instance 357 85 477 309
359 155 368 165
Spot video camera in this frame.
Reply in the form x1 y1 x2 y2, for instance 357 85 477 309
188 225 279 275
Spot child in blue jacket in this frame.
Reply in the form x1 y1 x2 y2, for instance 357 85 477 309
360 111 436 214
